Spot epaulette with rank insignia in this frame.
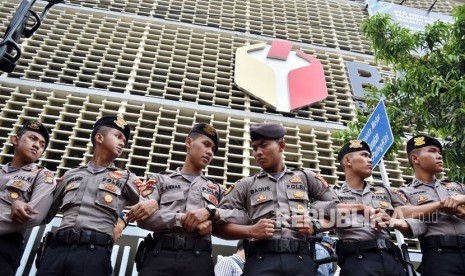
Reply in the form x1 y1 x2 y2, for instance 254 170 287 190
440 179 456 184
440 179 462 190
159 171 172 175
292 168 330 189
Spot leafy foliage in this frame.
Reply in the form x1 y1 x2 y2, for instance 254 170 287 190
337 5 465 182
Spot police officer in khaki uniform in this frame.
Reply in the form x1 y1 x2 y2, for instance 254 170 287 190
331 140 412 276
136 123 223 276
0 121 54 276
394 134 465 276
36 116 157 276
215 123 337 276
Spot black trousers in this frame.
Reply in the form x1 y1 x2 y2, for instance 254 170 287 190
0 233 24 276
339 250 406 276
36 243 112 276
139 249 214 276
242 252 316 276
419 248 465 276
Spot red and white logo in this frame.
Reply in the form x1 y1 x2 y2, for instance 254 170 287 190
235 40 328 112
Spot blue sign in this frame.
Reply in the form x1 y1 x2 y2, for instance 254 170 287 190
358 100 394 168
366 0 452 33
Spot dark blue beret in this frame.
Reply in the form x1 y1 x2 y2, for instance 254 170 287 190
91 116 131 145
406 134 442 156
337 140 371 162
189 123 219 153
250 123 286 142
19 121 50 149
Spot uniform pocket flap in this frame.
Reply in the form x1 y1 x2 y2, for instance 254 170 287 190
250 190 274 206
5 180 32 192
286 189 309 201
160 191 186 204
98 183 122 195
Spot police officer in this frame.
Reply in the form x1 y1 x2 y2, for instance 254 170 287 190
0 121 54 276
136 123 224 276
394 134 465 276
331 140 411 276
36 116 157 276
215 123 337 276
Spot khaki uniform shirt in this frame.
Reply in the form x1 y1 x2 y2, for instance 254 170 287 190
49 162 144 237
0 163 55 236
218 168 337 241
396 178 465 238
138 168 224 241
334 182 405 241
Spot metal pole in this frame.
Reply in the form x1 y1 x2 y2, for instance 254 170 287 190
379 159 406 245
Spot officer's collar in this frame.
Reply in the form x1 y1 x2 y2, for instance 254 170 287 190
411 177 440 187
171 167 206 180
85 161 117 174
2 162 37 173
341 181 370 194
256 166 292 179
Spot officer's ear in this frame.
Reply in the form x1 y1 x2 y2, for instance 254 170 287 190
185 136 193 150
95 132 104 144
343 155 352 169
409 148 421 166
11 134 20 147
410 153 420 165
278 138 286 152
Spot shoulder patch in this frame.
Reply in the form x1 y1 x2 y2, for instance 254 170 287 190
141 187 154 197
145 177 158 188
224 184 235 196
315 174 329 189
392 188 408 203
133 178 145 193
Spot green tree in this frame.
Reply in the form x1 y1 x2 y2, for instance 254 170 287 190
336 5 465 182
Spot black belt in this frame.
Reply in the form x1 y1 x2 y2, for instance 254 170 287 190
0 232 23 246
420 235 465 249
337 238 397 256
145 235 212 252
52 229 113 248
247 239 311 255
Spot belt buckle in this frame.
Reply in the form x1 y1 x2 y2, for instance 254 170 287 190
173 236 185 250
376 239 387 250
70 230 81 245
279 239 291 252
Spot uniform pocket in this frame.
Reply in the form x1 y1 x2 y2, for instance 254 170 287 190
0 179 33 205
414 195 434 205
61 181 82 209
249 190 274 220
371 199 393 212
95 183 122 212
160 191 186 205
286 189 309 215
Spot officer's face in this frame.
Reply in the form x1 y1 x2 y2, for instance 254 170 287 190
345 150 372 178
186 135 215 169
413 146 443 173
13 131 46 163
251 139 285 172
97 128 126 158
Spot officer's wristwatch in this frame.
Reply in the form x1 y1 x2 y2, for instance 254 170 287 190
312 219 322 235
206 204 217 221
